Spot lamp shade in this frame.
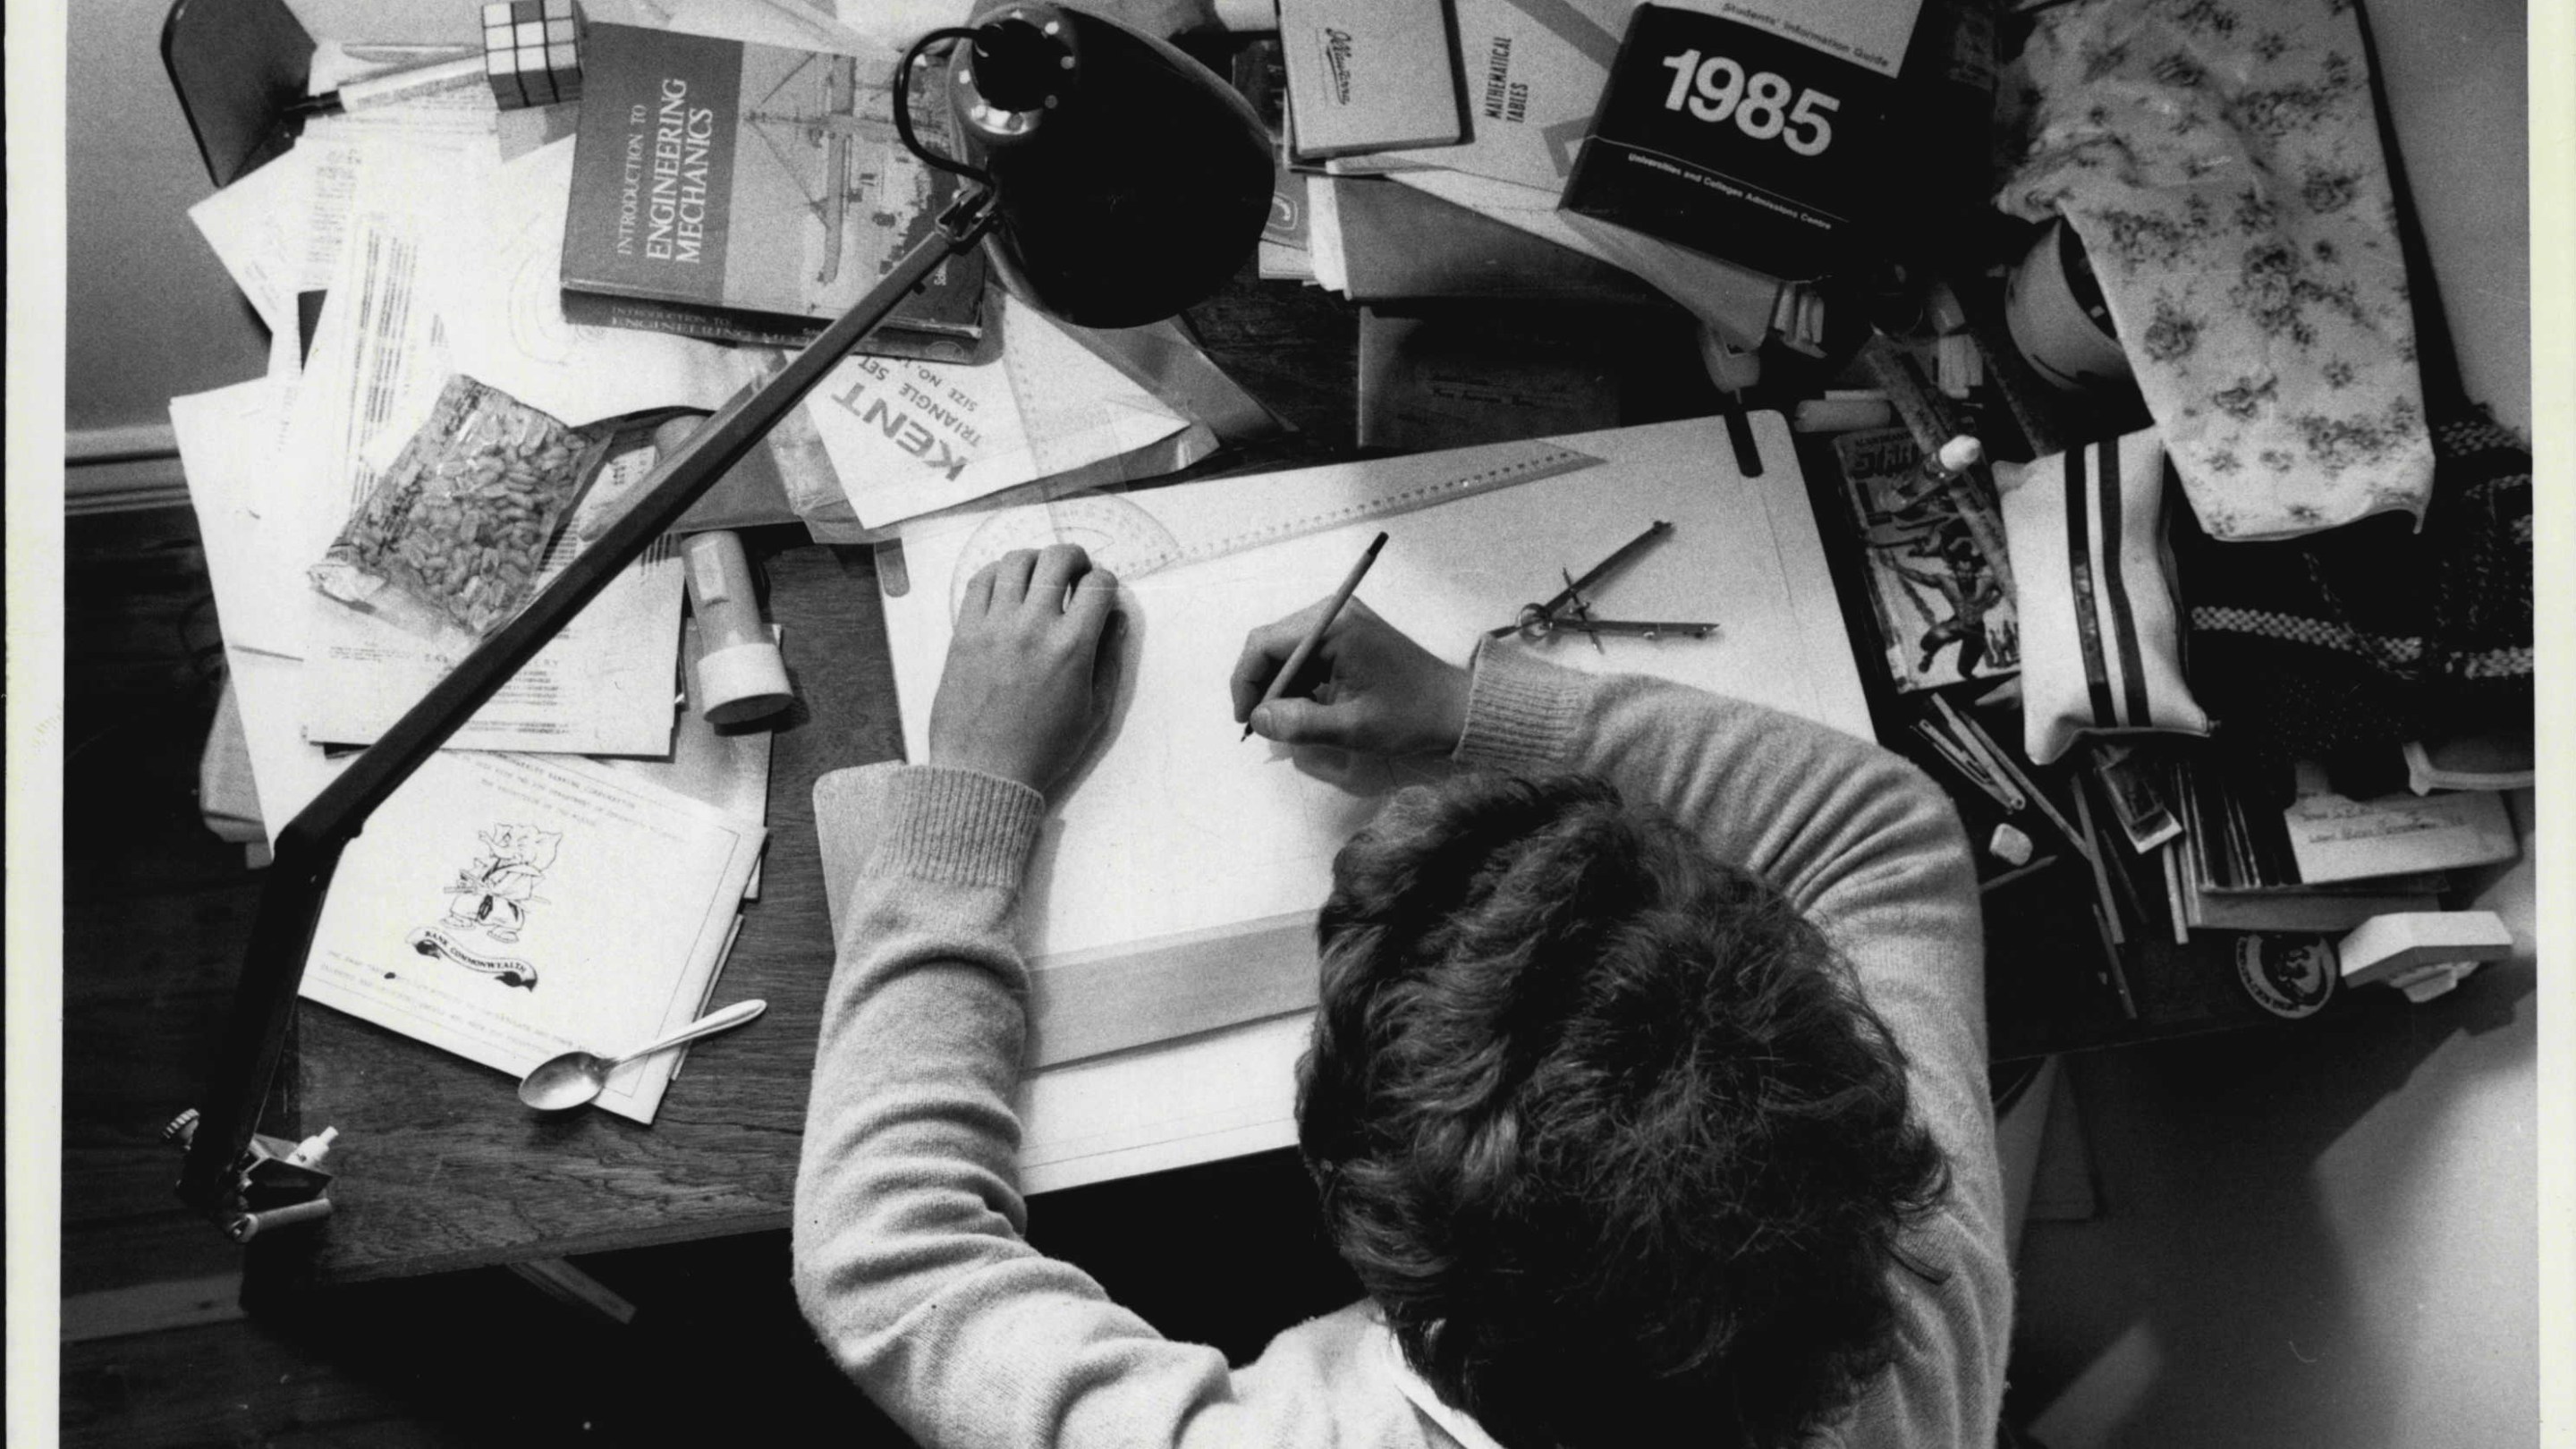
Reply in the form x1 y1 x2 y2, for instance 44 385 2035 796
946 4 1274 327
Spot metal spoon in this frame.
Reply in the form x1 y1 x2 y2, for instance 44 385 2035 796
517 998 768 1112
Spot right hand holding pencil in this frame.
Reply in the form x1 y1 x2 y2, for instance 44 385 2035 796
1230 598 1469 757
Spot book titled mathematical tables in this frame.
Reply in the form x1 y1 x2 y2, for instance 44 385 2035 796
560 21 987 360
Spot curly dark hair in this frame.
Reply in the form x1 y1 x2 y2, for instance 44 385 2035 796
1297 773 1949 1449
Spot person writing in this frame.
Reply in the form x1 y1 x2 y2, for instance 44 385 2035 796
794 543 2009 1447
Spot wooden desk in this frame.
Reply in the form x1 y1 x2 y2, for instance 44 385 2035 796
273 538 894 1283
256 275 2270 1287
259 276 1379 1286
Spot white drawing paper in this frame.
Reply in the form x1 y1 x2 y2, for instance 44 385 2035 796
879 414 1865 1189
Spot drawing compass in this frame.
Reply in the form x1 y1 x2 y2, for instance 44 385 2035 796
1491 521 1720 648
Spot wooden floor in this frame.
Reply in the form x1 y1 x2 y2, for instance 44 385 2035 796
58 504 1360 1445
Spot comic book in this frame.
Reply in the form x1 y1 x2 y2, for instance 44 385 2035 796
1831 425 2020 692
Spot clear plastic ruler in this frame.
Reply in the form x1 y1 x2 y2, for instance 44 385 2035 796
926 435 1604 602
869 292 1602 597
1118 436 1602 577
918 435 1600 614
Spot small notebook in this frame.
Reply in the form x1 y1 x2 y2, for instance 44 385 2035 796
1278 0 1464 157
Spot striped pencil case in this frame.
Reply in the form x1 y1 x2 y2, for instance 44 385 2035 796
1997 429 2211 765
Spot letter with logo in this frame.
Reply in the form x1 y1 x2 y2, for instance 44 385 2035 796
299 750 764 1123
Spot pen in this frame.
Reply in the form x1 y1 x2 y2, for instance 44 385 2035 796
284 55 488 117
1244 531 1388 741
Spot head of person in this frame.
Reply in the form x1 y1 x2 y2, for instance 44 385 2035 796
1297 773 1948 1449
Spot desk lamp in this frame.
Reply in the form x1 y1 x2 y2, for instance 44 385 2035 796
174 4 1273 1237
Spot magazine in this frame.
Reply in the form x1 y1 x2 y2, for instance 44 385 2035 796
1832 426 2020 692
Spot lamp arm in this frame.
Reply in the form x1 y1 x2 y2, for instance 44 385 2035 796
176 188 999 1218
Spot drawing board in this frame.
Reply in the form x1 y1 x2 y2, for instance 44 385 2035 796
877 413 1869 1191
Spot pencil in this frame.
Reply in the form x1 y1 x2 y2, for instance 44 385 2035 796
1244 531 1388 741
1934 695 2087 864
2089 904 2140 1021
2069 773 2125 947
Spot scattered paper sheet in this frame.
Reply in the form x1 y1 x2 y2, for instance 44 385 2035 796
307 40 478 89
175 380 354 833
282 209 457 565
173 381 315 658
804 292 1193 529
285 204 685 755
183 120 445 386
826 0 978 46
187 152 308 339
428 140 761 427
299 444 688 755
607 628 776 895
2284 767 2520 885
665 0 887 54
301 749 764 1124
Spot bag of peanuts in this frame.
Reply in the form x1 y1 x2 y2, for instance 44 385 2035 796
309 376 614 640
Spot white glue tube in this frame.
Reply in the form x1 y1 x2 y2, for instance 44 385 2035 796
683 530 793 725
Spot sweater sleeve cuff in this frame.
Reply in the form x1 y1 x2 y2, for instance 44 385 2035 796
813 763 1046 891
1453 640 1587 772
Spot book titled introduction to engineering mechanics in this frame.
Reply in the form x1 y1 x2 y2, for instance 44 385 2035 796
561 22 987 360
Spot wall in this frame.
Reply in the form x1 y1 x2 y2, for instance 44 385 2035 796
67 0 2533 454
2365 0 2532 436
66 0 273 450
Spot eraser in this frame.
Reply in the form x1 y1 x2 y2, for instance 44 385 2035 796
2336 911 2514 990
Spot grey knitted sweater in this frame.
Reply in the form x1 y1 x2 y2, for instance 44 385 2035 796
793 645 2009 1448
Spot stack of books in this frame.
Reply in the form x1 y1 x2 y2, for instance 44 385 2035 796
1913 707 2520 963
2099 752 2520 940
1255 0 1974 360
